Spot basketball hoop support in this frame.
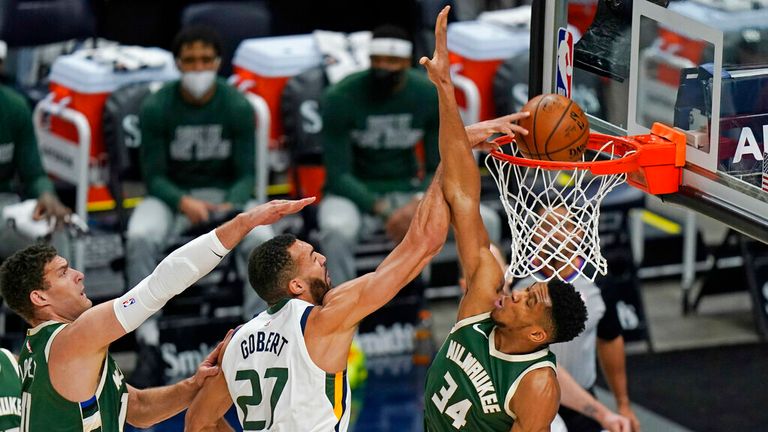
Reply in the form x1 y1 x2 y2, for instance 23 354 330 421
489 122 686 194
628 122 686 195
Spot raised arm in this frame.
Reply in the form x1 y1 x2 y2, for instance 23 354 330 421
48 198 314 402
313 165 449 331
419 6 523 319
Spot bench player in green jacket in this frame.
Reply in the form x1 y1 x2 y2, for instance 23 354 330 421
0 198 312 431
420 7 588 432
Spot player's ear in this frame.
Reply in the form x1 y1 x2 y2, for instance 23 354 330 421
528 326 548 344
287 278 305 297
30 290 49 308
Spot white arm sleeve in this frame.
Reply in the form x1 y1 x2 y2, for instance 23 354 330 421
113 230 231 332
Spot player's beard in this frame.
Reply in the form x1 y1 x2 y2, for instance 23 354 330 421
309 277 331 304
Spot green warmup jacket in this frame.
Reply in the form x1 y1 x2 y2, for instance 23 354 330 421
0 85 55 198
321 68 439 212
139 78 256 210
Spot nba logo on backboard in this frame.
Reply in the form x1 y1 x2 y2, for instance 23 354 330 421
556 27 573 98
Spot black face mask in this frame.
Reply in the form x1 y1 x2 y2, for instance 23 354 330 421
370 68 406 96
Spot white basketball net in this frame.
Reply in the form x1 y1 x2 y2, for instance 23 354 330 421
486 140 633 283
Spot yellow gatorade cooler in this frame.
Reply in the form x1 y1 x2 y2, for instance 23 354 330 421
46 46 178 202
231 35 323 150
447 21 528 121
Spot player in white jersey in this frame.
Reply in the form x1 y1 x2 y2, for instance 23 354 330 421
184 161 450 431
222 297 347 431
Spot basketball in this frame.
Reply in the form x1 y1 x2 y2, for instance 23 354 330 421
515 94 590 161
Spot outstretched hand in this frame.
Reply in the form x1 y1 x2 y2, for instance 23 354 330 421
465 113 530 151
419 6 451 87
244 197 316 227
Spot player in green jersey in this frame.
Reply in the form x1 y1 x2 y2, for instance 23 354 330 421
0 346 20 432
420 7 588 431
0 198 312 431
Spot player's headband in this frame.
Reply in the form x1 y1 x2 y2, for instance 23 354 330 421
369 38 413 58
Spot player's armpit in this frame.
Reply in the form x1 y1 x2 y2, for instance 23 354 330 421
184 372 234 432
509 368 560 432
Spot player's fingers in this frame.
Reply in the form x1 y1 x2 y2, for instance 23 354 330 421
199 365 220 378
623 419 633 432
434 6 449 40
496 125 515 138
288 197 316 213
204 341 224 365
509 124 529 136
299 196 317 206
506 111 530 122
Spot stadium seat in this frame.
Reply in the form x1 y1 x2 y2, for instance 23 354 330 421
0 0 95 47
102 81 163 233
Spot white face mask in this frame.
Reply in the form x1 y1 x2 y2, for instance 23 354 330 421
181 70 216 99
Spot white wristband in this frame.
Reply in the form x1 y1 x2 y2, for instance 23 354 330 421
113 230 231 332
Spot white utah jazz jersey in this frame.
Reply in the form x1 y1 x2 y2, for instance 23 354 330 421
222 298 351 432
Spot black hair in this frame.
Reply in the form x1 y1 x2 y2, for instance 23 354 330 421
248 234 298 305
171 25 222 58
546 279 587 343
0 243 58 322
371 24 412 43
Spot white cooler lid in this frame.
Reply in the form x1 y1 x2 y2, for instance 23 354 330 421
447 20 529 61
50 46 180 94
233 34 323 78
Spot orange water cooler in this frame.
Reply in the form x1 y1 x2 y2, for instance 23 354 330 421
230 35 324 198
42 47 179 206
447 21 529 122
231 35 323 150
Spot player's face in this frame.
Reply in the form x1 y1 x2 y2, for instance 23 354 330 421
291 240 331 287
491 282 551 337
40 255 91 321
176 41 219 73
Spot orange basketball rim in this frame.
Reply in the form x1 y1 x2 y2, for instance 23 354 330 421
489 122 687 195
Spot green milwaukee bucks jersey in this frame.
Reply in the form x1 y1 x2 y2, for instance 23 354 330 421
0 348 21 431
18 321 129 432
424 313 557 431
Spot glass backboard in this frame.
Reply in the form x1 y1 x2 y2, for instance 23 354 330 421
536 0 768 243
